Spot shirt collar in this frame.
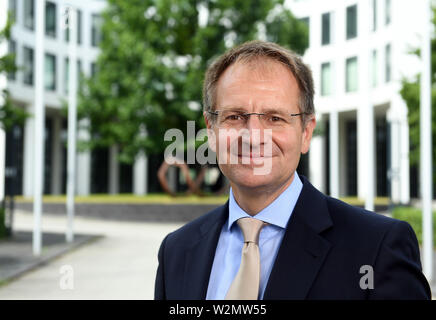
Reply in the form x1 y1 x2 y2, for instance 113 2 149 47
228 172 303 230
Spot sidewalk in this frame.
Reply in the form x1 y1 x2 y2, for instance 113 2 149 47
0 209 434 299
0 230 101 285
0 210 182 299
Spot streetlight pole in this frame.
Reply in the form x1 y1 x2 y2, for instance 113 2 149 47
66 6 78 243
33 0 46 256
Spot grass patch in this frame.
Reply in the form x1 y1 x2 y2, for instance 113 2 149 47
392 206 436 246
15 193 229 205
339 197 389 206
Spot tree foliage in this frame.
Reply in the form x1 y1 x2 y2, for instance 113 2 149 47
399 7 436 183
0 14 28 130
78 0 308 163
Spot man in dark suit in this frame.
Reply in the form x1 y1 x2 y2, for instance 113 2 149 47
154 40 431 300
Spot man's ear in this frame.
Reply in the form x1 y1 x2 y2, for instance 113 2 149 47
301 116 316 155
204 111 217 153
204 111 212 129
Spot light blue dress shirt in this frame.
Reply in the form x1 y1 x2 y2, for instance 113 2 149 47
206 172 303 300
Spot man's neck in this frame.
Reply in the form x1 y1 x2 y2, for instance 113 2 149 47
230 173 295 216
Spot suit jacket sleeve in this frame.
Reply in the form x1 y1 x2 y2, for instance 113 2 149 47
154 234 168 300
370 220 431 299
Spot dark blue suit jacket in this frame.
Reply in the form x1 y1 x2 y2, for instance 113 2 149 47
154 176 431 299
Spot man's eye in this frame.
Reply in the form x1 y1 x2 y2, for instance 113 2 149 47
226 114 244 121
267 115 284 122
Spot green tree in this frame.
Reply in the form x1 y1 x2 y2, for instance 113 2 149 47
0 14 27 130
78 0 308 164
399 7 436 189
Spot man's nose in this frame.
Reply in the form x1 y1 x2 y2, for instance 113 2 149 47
244 115 265 145
246 114 263 130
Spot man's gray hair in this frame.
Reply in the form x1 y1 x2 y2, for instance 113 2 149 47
202 40 314 126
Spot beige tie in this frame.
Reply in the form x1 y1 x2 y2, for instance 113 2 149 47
225 217 266 300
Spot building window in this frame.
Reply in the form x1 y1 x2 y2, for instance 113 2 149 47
45 53 56 91
8 0 17 22
385 44 391 82
372 0 377 31
7 40 16 81
91 62 97 77
385 0 391 25
321 62 332 96
371 49 378 87
299 17 310 46
64 58 83 94
321 12 331 45
23 0 35 30
23 46 34 85
91 14 103 47
346 4 358 40
45 1 56 38
65 9 82 45
345 56 358 92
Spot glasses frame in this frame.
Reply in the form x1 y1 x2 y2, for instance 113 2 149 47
207 110 311 124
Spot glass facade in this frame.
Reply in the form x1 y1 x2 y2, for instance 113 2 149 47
385 43 391 82
385 0 391 25
65 9 82 44
321 62 332 96
44 53 56 91
91 14 102 47
299 17 310 46
372 0 377 31
371 49 378 87
23 0 34 30
8 0 17 22
45 1 56 38
345 56 358 92
7 40 16 81
346 4 358 40
64 58 83 94
321 12 331 45
23 46 34 85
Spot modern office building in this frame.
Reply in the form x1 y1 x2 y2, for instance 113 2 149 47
1 0 156 197
0 0 429 203
287 0 428 204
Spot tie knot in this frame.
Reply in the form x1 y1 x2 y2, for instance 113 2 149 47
237 218 266 245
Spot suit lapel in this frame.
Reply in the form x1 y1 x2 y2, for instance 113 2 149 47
182 202 228 299
263 177 333 300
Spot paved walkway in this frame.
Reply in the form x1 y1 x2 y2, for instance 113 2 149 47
0 210 182 299
0 209 434 299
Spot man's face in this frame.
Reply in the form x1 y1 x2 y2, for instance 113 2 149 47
205 59 316 193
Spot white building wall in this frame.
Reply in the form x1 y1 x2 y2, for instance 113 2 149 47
287 0 425 203
6 0 106 196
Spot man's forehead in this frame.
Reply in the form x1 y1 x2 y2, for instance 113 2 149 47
221 57 292 79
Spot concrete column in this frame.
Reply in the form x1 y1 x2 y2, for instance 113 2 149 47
399 115 410 204
309 117 325 193
387 107 401 203
329 110 339 198
76 119 91 196
23 106 35 197
108 145 119 194
133 152 148 195
51 116 62 195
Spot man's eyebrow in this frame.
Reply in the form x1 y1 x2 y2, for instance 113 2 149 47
217 106 289 113
217 106 249 111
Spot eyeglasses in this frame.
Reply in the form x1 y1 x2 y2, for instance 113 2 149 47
207 109 310 129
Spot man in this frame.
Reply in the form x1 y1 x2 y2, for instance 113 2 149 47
154 40 431 300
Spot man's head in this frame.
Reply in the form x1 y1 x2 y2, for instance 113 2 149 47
203 40 316 194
